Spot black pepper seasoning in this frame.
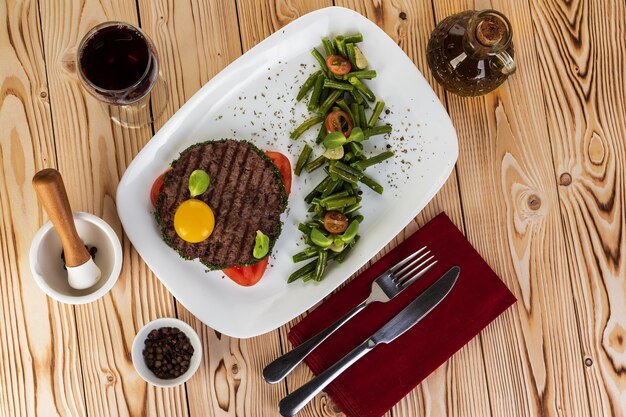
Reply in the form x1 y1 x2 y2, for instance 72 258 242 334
142 327 194 379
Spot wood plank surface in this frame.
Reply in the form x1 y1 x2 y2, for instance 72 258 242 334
36 1 185 416
1 0 625 416
0 1 86 416
530 0 626 415
430 0 595 416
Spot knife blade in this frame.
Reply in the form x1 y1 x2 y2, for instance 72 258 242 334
279 265 460 417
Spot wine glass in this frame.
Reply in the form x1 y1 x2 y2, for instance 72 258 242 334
77 21 168 128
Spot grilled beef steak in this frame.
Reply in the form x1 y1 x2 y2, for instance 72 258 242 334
156 140 287 269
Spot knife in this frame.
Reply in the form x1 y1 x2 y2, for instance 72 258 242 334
278 265 460 417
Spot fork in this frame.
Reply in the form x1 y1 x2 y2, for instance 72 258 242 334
263 246 437 384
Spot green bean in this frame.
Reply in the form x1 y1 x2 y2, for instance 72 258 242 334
351 214 364 224
307 74 325 111
343 152 354 162
350 102 360 127
295 144 313 176
318 90 343 115
314 176 332 192
322 38 335 56
344 69 376 79
346 43 357 68
363 124 392 137
314 250 328 281
293 247 320 263
296 70 322 101
334 35 347 57
343 182 355 195
344 33 363 43
298 223 312 235
318 87 330 106
359 173 384 194
320 178 341 198
288 259 318 283
305 154 327 173
333 160 363 178
315 122 327 144
335 99 354 122
304 187 318 204
360 94 370 108
367 100 385 128
325 196 358 210
349 88 364 104
351 150 394 170
344 203 361 215
290 115 324 140
329 164 359 184
357 105 367 129
301 271 316 282
348 141 362 157
323 78 354 91
348 77 375 101
311 48 329 76
320 190 350 207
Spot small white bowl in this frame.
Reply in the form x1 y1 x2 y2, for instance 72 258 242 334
131 317 202 388
29 211 122 304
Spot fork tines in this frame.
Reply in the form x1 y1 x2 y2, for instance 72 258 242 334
390 246 437 288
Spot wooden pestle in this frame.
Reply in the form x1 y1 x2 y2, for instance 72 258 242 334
32 168 91 267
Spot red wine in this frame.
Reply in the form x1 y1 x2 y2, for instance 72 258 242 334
78 23 158 104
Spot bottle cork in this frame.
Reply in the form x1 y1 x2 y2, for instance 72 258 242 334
476 16 507 46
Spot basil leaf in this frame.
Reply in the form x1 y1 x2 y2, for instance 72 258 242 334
189 169 210 197
253 230 270 259
323 131 347 149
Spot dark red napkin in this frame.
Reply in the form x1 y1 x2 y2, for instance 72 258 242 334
288 213 516 417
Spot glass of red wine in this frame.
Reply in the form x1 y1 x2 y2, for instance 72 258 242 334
77 22 167 128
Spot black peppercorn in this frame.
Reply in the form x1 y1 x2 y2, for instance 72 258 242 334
142 326 194 379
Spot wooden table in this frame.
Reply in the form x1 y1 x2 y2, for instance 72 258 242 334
1 0 624 416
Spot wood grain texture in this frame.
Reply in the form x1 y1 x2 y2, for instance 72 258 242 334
136 1 287 416
0 1 86 417
37 1 186 416
530 0 626 415
431 0 595 416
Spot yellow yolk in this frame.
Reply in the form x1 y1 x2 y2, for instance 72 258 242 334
173 199 215 243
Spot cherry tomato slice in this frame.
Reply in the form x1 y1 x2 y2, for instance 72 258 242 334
223 257 269 287
150 171 169 208
323 211 349 234
325 110 353 138
325 54 351 75
265 151 292 196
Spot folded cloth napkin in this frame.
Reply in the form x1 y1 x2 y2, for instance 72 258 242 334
288 212 516 417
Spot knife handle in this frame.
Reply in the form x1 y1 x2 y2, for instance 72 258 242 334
263 300 368 384
278 338 375 417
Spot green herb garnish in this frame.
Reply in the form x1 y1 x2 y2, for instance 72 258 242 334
189 169 210 197
253 230 270 259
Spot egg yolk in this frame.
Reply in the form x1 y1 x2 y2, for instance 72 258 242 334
174 199 215 243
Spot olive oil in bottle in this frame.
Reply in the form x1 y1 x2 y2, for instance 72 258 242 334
427 9 516 97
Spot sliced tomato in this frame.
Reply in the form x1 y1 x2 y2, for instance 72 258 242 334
265 151 292 196
223 257 269 287
325 54 351 75
325 110 353 138
150 171 168 208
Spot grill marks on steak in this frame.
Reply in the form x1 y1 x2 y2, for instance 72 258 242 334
158 140 285 268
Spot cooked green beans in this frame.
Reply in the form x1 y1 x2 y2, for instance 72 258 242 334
323 78 354 91
311 48 329 76
307 74 325 111
343 33 363 43
351 150 394 170
322 38 335 56
348 77 375 101
295 144 313 176
367 100 385 128
318 90 343 115
363 124 392 137
290 115 324 139
288 33 395 284
296 70 322 101
304 154 327 173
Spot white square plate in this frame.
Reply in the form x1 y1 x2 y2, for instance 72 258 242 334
117 7 457 338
